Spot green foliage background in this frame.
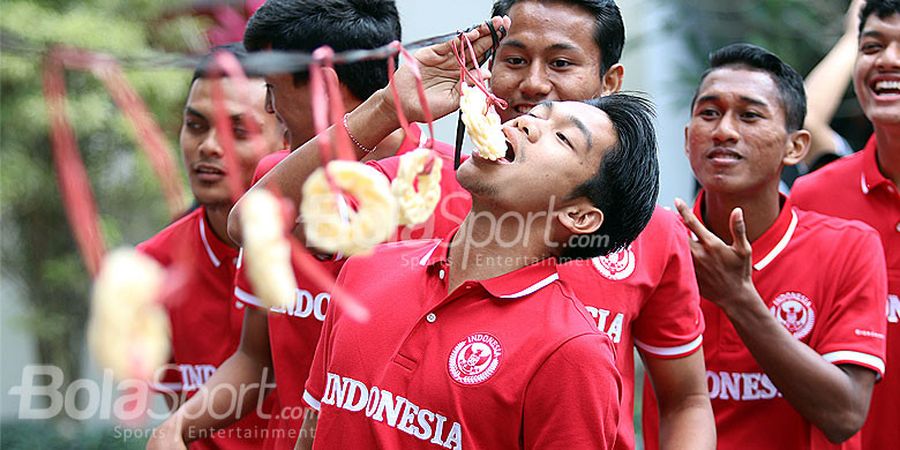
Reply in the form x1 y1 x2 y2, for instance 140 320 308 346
1 1 196 444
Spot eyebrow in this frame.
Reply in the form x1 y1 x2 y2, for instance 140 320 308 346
696 94 769 108
184 106 245 123
860 30 885 39
501 40 580 53
540 102 593 152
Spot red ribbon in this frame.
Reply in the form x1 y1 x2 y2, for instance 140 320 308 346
42 50 106 278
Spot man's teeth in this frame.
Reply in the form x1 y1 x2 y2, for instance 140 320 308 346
875 80 900 93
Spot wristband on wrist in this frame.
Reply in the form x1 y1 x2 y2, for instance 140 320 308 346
343 113 375 154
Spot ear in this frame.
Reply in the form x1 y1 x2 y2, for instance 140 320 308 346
557 199 604 236
600 64 624 95
320 66 364 112
683 125 690 157
782 129 811 166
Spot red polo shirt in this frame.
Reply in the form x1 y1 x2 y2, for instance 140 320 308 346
303 235 622 449
138 207 270 450
233 127 471 449
643 192 888 450
792 135 900 450
559 206 704 450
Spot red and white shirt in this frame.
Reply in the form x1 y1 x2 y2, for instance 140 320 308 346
643 192 888 450
303 235 623 449
792 135 899 450
559 206 704 450
233 128 471 449
138 207 270 450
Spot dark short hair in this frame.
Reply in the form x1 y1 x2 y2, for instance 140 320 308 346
192 43 261 82
859 0 900 34
562 93 659 260
243 0 401 101
693 43 806 131
491 0 625 74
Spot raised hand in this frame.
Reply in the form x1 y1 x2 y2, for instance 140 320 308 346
675 198 755 312
384 15 510 123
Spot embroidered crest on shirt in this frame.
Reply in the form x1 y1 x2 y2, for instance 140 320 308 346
591 245 636 281
770 292 816 339
448 333 502 385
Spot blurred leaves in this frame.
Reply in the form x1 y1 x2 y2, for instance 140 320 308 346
1 0 196 388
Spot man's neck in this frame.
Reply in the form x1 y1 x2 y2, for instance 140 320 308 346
702 184 782 245
204 204 237 248
874 126 900 186
447 206 554 293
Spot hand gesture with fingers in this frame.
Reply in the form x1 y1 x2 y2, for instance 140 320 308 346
675 198 755 313
385 16 510 123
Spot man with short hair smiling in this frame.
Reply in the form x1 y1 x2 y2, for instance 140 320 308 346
792 1 900 448
645 43 887 449
488 2 713 449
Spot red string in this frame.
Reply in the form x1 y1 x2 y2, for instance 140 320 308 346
450 34 508 110
387 41 436 147
208 76 248 204
48 47 186 219
42 50 106 278
90 61 187 219
212 51 272 166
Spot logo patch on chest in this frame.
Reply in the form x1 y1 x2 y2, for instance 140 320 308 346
591 245 636 281
448 333 502 385
770 292 816 339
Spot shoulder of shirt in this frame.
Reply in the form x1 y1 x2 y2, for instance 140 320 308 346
136 208 203 263
794 151 865 193
252 150 290 183
344 238 443 266
794 207 881 243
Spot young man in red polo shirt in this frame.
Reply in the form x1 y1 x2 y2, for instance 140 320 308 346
791 2 900 448
644 43 887 449
487 1 713 448
299 92 659 449
149 3 477 449
137 43 286 449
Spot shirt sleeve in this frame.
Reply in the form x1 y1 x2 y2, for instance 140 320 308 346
811 226 888 377
632 216 705 359
522 333 622 450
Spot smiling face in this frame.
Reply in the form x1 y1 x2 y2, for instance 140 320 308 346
854 13 900 127
491 1 620 122
457 101 615 213
180 77 286 207
686 67 807 195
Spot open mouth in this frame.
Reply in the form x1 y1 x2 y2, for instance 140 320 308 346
872 79 900 97
707 148 742 161
194 163 226 180
513 103 535 115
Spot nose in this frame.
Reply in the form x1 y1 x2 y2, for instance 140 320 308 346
875 41 900 71
514 115 541 143
198 131 224 158
519 63 552 100
711 113 740 144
